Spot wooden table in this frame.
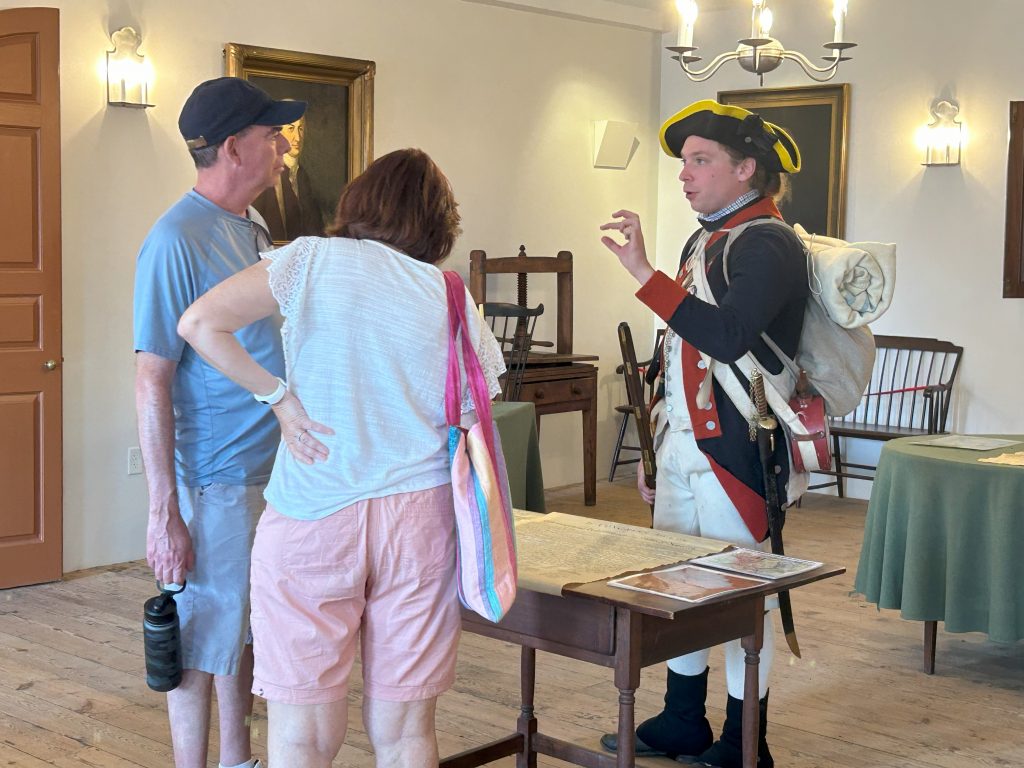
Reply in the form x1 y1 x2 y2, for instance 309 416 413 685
441 564 843 768
518 359 598 506
854 435 1024 674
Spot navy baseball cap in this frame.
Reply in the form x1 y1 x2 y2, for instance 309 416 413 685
178 77 307 150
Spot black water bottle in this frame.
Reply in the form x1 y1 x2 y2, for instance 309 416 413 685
143 581 185 692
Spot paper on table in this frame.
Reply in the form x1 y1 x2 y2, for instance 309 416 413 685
608 563 766 603
689 547 822 580
905 435 1022 451
512 510 730 596
978 451 1024 467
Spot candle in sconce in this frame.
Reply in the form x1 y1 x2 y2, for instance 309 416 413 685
832 0 847 43
676 0 698 48
751 0 765 39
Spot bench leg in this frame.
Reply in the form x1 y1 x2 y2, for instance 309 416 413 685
832 433 845 498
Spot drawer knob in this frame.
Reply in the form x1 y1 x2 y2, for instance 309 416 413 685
572 386 582 395
534 390 545 399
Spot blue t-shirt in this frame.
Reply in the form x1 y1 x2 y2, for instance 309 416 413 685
133 190 284 487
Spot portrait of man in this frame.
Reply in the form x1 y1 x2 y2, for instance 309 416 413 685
244 72 355 244
252 112 325 241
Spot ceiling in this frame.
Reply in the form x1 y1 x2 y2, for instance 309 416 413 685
461 0 740 32
609 0 736 9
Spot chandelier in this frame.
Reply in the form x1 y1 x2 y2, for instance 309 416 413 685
668 0 856 84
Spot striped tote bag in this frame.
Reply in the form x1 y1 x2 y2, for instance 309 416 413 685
443 271 518 622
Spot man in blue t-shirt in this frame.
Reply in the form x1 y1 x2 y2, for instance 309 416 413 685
133 77 305 768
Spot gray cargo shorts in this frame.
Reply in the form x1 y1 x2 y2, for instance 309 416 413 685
174 482 265 676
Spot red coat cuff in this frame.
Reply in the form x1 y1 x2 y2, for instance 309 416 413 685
635 270 687 322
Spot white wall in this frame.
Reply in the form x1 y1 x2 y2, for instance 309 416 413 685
0 0 661 570
657 0 1024 498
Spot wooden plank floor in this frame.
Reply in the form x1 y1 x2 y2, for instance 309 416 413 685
2 482 1022 767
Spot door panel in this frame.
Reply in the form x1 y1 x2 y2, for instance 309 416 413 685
0 394 39 539
0 33 38 98
0 7 62 589
0 127 38 263
0 296 40 347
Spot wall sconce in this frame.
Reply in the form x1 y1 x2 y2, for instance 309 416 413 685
922 100 963 166
593 120 639 170
107 26 153 108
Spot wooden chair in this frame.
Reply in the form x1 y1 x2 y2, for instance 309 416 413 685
608 329 663 481
482 302 544 402
812 335 964 496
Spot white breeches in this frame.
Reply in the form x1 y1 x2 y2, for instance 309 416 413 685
654 427 775 699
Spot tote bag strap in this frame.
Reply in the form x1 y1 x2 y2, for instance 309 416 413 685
443 271 499 460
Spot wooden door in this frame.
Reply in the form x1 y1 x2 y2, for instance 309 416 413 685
0 7 62 589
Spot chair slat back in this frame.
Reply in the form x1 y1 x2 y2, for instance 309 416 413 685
836 335 963 432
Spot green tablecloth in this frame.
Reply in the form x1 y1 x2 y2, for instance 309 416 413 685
854 435 1024 643
493 401 546 513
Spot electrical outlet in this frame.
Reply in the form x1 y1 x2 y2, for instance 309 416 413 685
128 447 144 475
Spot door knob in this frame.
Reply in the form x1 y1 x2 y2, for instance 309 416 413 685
44 359 59 370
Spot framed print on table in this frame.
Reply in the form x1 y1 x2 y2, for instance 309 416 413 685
225 43 375 244
719 83 850 239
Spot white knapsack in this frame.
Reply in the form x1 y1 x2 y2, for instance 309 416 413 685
722 219 896 417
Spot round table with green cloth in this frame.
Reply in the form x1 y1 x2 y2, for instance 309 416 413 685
492 400 546 513
854 435 1024 644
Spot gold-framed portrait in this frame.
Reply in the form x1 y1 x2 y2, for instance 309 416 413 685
225 43 375 244
718 83 850 239
1004 101 1024 298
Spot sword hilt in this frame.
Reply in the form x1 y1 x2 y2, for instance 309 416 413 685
750 369 777 433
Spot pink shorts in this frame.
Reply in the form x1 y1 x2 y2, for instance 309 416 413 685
250 485 461 705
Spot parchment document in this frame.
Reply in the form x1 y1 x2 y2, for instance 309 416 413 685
512 511 731 596
978 451 1024 467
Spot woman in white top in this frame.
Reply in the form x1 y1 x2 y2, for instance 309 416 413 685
179 148 504 768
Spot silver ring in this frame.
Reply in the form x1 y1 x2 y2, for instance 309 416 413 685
298 431 305 444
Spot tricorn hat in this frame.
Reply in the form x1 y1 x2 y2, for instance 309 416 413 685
659 99 801 174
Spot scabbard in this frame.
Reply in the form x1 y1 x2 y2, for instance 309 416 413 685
755 408 801 658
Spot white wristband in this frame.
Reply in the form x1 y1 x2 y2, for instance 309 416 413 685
254 377 287 405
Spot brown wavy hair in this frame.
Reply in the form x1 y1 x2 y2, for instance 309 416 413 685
326 148 461 263
723 145 790 204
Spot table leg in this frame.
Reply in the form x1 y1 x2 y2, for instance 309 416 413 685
583 397 596 506
923 620 937 675
613 608 642 768
517 646 538 768
614 687 636 768
741 605 765 768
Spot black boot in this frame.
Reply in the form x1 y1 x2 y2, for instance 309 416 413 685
678 692 773 768
599 667 713 759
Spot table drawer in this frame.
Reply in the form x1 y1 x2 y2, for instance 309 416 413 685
461 590 615 656
520 376 594 405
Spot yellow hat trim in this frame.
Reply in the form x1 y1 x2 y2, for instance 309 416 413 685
659 99 800 174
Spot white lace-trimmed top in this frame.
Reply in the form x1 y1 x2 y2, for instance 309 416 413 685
261 236 505 521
